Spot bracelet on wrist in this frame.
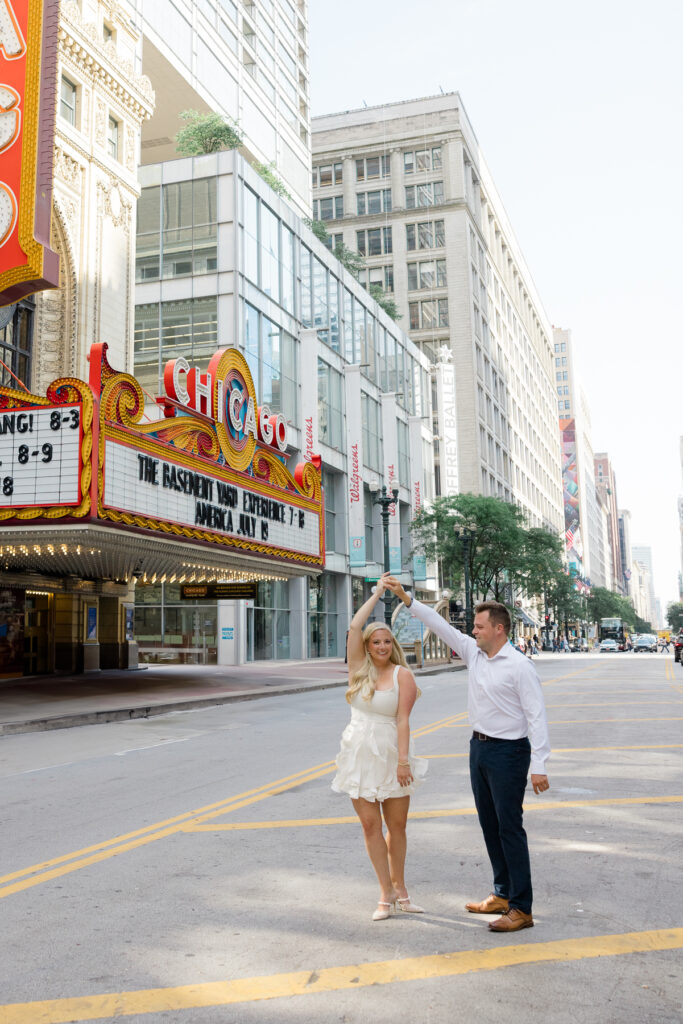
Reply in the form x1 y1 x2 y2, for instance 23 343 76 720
398 760 410 766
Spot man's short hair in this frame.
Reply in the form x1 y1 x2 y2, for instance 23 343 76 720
474 601 511 635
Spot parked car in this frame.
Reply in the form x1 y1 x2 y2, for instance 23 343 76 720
634 634 658 653
569 638 589 652
674 633 683 663
599 638 618 653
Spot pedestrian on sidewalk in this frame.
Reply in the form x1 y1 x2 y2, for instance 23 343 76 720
385 576 551 933
331 573 427 921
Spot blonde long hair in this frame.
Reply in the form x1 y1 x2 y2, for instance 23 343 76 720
346 622 409 704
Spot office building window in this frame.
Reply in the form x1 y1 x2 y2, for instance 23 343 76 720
397 418 409 487
355 155 389 181
358 265 394 293
409 299 449 330
300 243 312 327
356 226 392 256
356 189 392 215
243 301 297 420
404 147 442 174
321 469 338 551
107 115 119 160
312 195 344 220
405 181 443 209
133 296 218 397
361 392 382 473
60 76 77 125
407 259 447 290
364 488 376 562
406 219 445 250
313 162 343 187
136 179 218 283
318 358 344 450
322 232 343 251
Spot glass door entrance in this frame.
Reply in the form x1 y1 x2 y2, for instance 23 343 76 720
24 594 50 675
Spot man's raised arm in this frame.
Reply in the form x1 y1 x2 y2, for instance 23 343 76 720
384 575 476 663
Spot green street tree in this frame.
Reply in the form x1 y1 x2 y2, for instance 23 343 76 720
175 110 244 155
546 571 584 637
666 601 683 632
586 586 637 630
410 493 531 603
518 527 565 603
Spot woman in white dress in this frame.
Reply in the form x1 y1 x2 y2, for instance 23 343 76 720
332 573 427 920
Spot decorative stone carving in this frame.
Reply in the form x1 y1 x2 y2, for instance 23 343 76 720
125 125 135 172
95 98 106 145
54 146 83 191
102 178 132 232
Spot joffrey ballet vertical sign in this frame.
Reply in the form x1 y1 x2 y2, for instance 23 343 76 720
0 0 60 305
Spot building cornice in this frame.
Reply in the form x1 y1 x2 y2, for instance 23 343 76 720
59 1 154 123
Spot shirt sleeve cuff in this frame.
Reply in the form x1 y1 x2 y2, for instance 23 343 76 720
530 759 547 775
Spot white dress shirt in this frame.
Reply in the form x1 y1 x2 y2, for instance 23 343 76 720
409 599 551 774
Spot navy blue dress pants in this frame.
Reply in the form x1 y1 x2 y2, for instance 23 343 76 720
469 734 533 914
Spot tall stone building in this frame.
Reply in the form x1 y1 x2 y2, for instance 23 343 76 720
312 93 563 536
594 453 624 593
27 0 155 392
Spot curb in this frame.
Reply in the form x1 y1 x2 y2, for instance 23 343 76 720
0 663 466 736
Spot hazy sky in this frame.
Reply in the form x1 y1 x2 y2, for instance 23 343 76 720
309 0 683 615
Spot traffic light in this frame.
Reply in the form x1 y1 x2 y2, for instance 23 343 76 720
544 614 551 627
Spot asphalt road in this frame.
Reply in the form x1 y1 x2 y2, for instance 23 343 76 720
1 653 682 1023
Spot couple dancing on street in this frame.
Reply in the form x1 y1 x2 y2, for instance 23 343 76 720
331 573 551 931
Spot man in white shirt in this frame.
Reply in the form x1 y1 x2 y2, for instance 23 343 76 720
385 576 550 933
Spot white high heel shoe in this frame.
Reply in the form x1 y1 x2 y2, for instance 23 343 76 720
397 895 424 914
372 899 396 921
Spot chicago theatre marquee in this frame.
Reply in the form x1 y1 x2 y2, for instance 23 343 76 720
0 343 324 675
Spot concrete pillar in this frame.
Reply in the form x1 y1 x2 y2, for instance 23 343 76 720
289 576 308 659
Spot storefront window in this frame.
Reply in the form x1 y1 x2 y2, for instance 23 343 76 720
248 581 291 660
308 574 338 657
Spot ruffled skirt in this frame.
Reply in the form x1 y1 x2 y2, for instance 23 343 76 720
331 708 428 802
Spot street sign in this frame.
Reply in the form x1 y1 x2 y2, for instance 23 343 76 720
180 583 258 601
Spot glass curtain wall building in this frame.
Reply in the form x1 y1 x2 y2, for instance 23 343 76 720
133 150 434 663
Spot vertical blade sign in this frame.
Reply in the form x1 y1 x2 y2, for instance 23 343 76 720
0 0 59 306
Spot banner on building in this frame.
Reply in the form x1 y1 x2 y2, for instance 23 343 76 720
381 394 402 574
434 354 458 496
345 365 365 567
0 0 60 305
560 417 584 575
408 417 427 580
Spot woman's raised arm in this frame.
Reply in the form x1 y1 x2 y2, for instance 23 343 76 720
346 573 391 671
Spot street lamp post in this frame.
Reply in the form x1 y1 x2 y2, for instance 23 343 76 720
369 481 399 626
454 525 476 635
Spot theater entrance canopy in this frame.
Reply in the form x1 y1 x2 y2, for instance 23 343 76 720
0 343 324 588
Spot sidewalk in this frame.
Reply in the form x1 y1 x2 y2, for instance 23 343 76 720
0 658 468 736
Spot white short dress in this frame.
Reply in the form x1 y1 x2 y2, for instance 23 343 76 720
331 664 428 802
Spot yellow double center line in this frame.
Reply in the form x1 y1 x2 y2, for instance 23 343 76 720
0 712 466 901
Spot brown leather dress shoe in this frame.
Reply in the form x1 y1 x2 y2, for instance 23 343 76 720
488 908 534 932
465 894 510 914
